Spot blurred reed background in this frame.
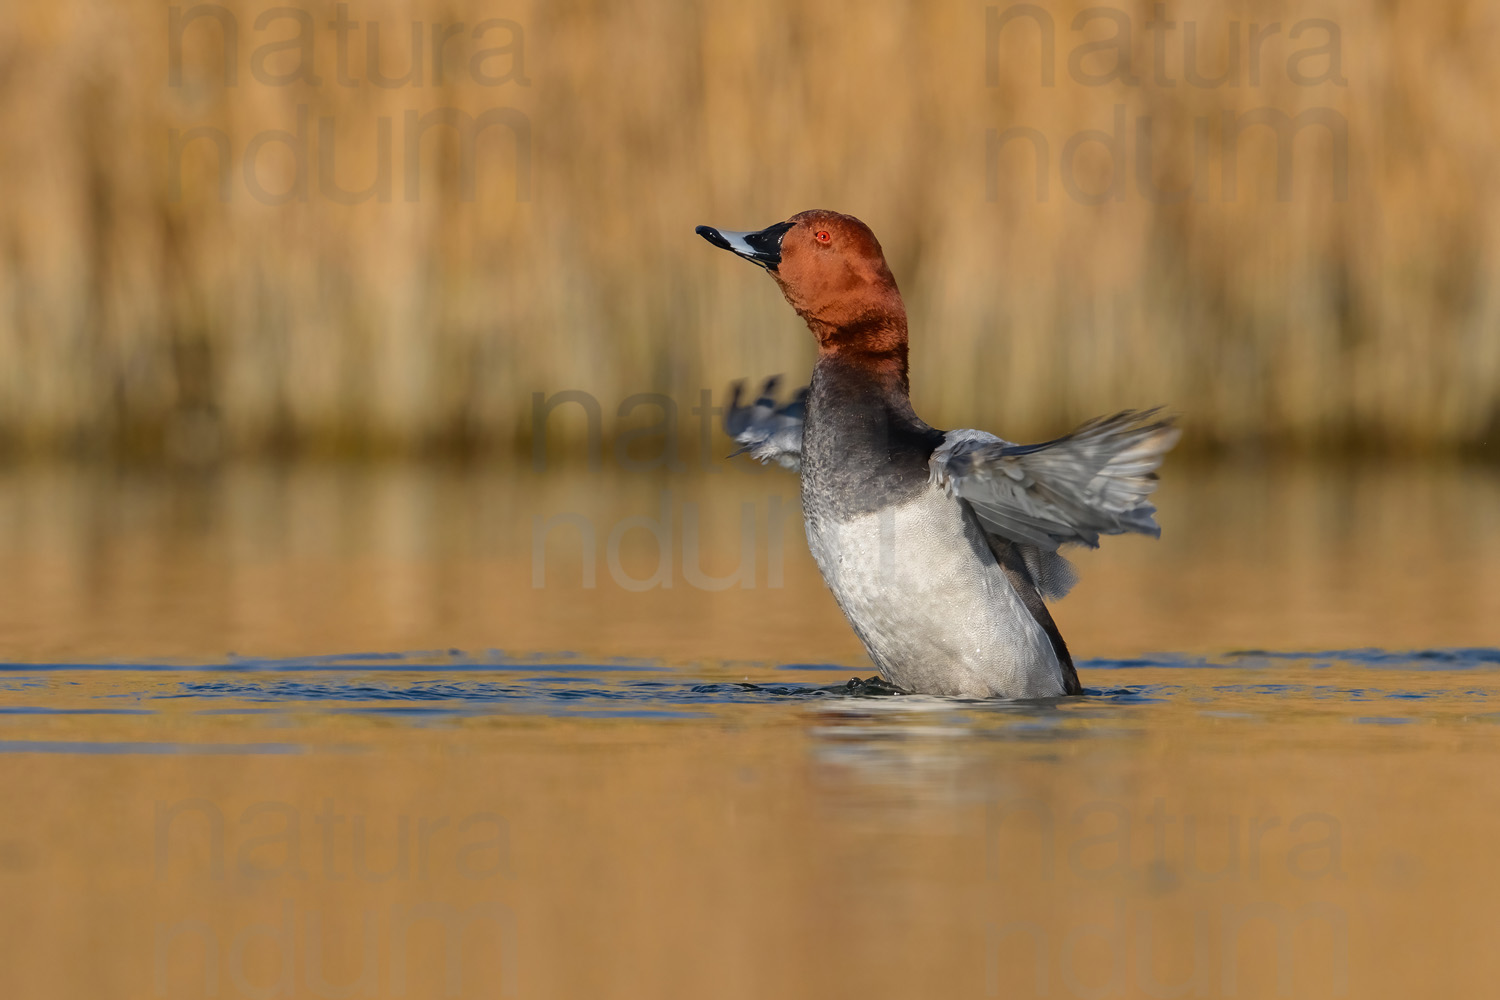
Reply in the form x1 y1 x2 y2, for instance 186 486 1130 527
0 0 1496 459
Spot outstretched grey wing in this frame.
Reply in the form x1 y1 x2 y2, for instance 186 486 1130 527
725 376 807 471
930 410 1180 554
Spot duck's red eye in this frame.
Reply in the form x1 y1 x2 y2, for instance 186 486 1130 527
815 230 832 243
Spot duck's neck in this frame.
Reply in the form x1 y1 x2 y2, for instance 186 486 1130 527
811 315 911 399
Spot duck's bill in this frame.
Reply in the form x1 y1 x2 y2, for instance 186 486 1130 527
695 221 795 270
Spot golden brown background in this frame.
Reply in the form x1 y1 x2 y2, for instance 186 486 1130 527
0 0 1495 457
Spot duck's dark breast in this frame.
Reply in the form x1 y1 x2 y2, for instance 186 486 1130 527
799 358 944 521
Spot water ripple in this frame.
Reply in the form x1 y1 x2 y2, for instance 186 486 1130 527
0 649 1494 729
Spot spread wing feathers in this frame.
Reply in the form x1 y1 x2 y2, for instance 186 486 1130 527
1017 544 1080 601
725 376 807 471
931 410 1181 552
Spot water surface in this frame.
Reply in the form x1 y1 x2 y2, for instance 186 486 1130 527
1 461 1497 998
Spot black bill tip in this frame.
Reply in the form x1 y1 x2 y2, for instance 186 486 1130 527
695 225 732 251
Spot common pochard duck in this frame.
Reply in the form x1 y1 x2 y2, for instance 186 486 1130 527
697 210 1179 698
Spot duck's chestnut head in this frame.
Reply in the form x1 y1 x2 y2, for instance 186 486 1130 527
697 210 907 354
